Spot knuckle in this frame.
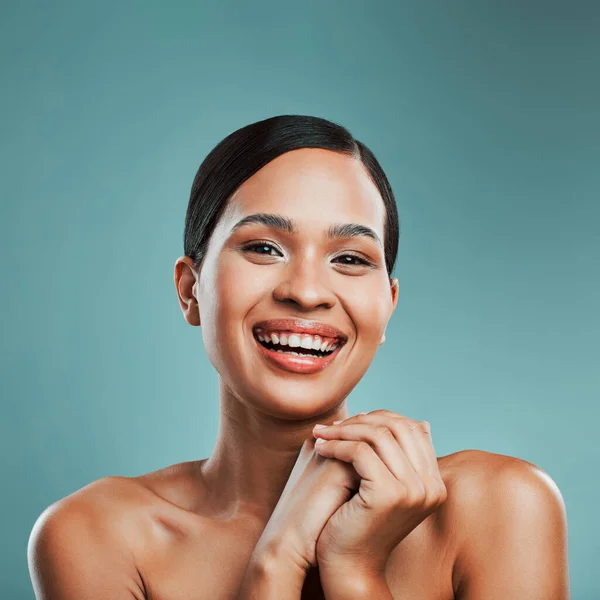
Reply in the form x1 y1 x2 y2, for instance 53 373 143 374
425 476 447 504
388 423 404 438
407 481 427 504
371 409 389 416
419 420 431 434
436 480 448 502
389 413 406 422
375 425 394 440
357 441 372 457
397 418 416 432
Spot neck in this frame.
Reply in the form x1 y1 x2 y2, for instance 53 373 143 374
199 379 350 527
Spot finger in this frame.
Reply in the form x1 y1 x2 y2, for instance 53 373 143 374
313 423 418 484
372 415 446 504
313 439 395 489
410 421 442 477
332 412 430 477
387 418 432 476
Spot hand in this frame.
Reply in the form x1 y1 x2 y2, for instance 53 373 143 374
312 410 447 576
252 435 362 573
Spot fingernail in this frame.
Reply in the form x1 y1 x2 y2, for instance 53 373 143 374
315 438 326 445
333 420 343 425
313 424 328 430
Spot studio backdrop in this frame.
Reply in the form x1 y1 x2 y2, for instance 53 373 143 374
1 1 598 598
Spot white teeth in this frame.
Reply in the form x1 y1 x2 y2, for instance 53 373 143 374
288 334 301 348
254 328 340 353
300 335 314 349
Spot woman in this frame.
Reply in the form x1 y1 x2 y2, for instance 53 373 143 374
28 115 570 599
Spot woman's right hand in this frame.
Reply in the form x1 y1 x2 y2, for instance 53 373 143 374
252 434 361 572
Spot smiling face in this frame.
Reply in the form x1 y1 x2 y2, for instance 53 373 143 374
177 148 398 419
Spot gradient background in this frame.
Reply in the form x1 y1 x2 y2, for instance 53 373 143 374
1 1 598 598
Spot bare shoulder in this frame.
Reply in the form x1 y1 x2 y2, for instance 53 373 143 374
30 474 161 542
28 465 214 599
437 449 569 597
28 476 159 599
438 448 565 510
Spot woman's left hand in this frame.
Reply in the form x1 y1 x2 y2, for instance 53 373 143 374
312 410 448 577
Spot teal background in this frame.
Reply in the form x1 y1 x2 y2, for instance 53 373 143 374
1 1 598 597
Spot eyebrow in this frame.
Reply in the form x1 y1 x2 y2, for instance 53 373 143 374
229 212 382 246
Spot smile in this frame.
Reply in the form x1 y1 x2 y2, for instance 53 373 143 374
252 328 344 374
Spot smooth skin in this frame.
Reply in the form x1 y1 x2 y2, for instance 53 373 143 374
28 148 570 599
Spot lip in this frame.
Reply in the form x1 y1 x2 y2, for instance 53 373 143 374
252 318 348 342
253 334 344 374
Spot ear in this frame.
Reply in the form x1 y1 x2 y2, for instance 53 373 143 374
174 256 201 327
390 277 399 313
380 278 399 345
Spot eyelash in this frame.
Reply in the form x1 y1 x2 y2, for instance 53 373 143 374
242 241 374 267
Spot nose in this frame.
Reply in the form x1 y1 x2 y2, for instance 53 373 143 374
271 255 337 311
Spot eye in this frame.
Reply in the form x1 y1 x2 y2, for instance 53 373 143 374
333 253 373 267
242 241 282 256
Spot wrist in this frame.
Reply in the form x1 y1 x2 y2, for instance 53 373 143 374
237 546 307 600
252 533 311 575
319 563 393 600
252 540 308 577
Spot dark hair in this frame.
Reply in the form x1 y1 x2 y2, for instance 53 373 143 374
184 115 399 278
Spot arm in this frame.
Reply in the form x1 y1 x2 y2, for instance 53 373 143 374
28 490 145 599
454 458 570 599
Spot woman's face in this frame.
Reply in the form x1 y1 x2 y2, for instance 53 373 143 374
181 148 398 419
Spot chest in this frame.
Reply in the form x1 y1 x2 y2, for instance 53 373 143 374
141 531 455 600
142 538 325 600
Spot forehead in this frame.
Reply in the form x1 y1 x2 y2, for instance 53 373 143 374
223 148 386 233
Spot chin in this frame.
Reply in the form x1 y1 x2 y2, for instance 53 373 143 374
239 374 360 421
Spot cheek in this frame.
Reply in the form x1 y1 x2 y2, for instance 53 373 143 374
203 259 264 358
347 281 392 343
213 260 265 320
